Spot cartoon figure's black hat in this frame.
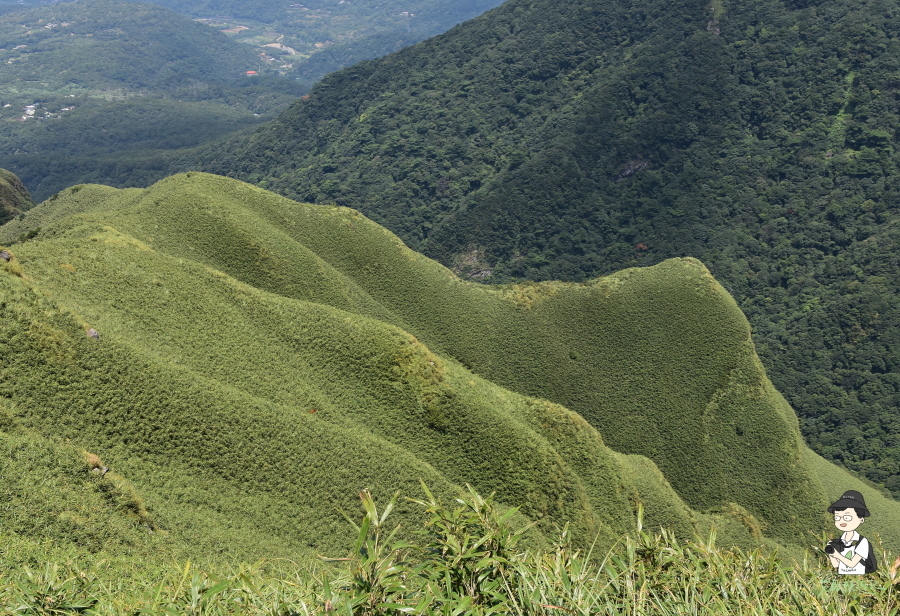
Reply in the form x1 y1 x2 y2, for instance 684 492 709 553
828 490 870 518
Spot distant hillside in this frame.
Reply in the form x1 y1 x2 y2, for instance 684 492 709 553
265 0 507 87
0 0 505 86
0 0 507 200
0 0 301 200
200 0 900 498
0 0 263 93
4 173 900 574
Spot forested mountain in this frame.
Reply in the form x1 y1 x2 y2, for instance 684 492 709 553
3 173 900 582
199 0 900 497
0 0 506 200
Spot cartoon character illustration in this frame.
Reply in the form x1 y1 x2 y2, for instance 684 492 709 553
825 490 876 575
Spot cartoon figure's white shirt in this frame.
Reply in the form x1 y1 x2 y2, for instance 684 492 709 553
838 531 869 575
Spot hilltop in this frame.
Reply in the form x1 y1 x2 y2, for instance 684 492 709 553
2 172 900 578
197 0 900 498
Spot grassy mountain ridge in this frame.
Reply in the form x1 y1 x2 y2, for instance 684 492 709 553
198 0 900 498
0 186 692 556
3 172 897 569
22 174 810 535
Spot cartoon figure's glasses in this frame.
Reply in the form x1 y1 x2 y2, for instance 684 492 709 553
834 515 856 521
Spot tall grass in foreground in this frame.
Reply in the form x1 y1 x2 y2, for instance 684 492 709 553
3 484 899 615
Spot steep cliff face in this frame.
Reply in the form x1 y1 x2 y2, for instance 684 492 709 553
0 168 33 224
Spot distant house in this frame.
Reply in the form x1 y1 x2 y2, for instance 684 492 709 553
245 70 258 77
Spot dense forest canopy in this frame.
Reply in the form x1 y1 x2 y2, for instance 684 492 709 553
198 0 900 496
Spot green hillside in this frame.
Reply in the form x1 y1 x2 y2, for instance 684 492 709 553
0 428 156 554
3 172 899 581
198 0 900 499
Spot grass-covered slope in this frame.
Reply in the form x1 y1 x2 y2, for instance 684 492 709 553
0 426 155 554
197 0 900 500
1 173 896 564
